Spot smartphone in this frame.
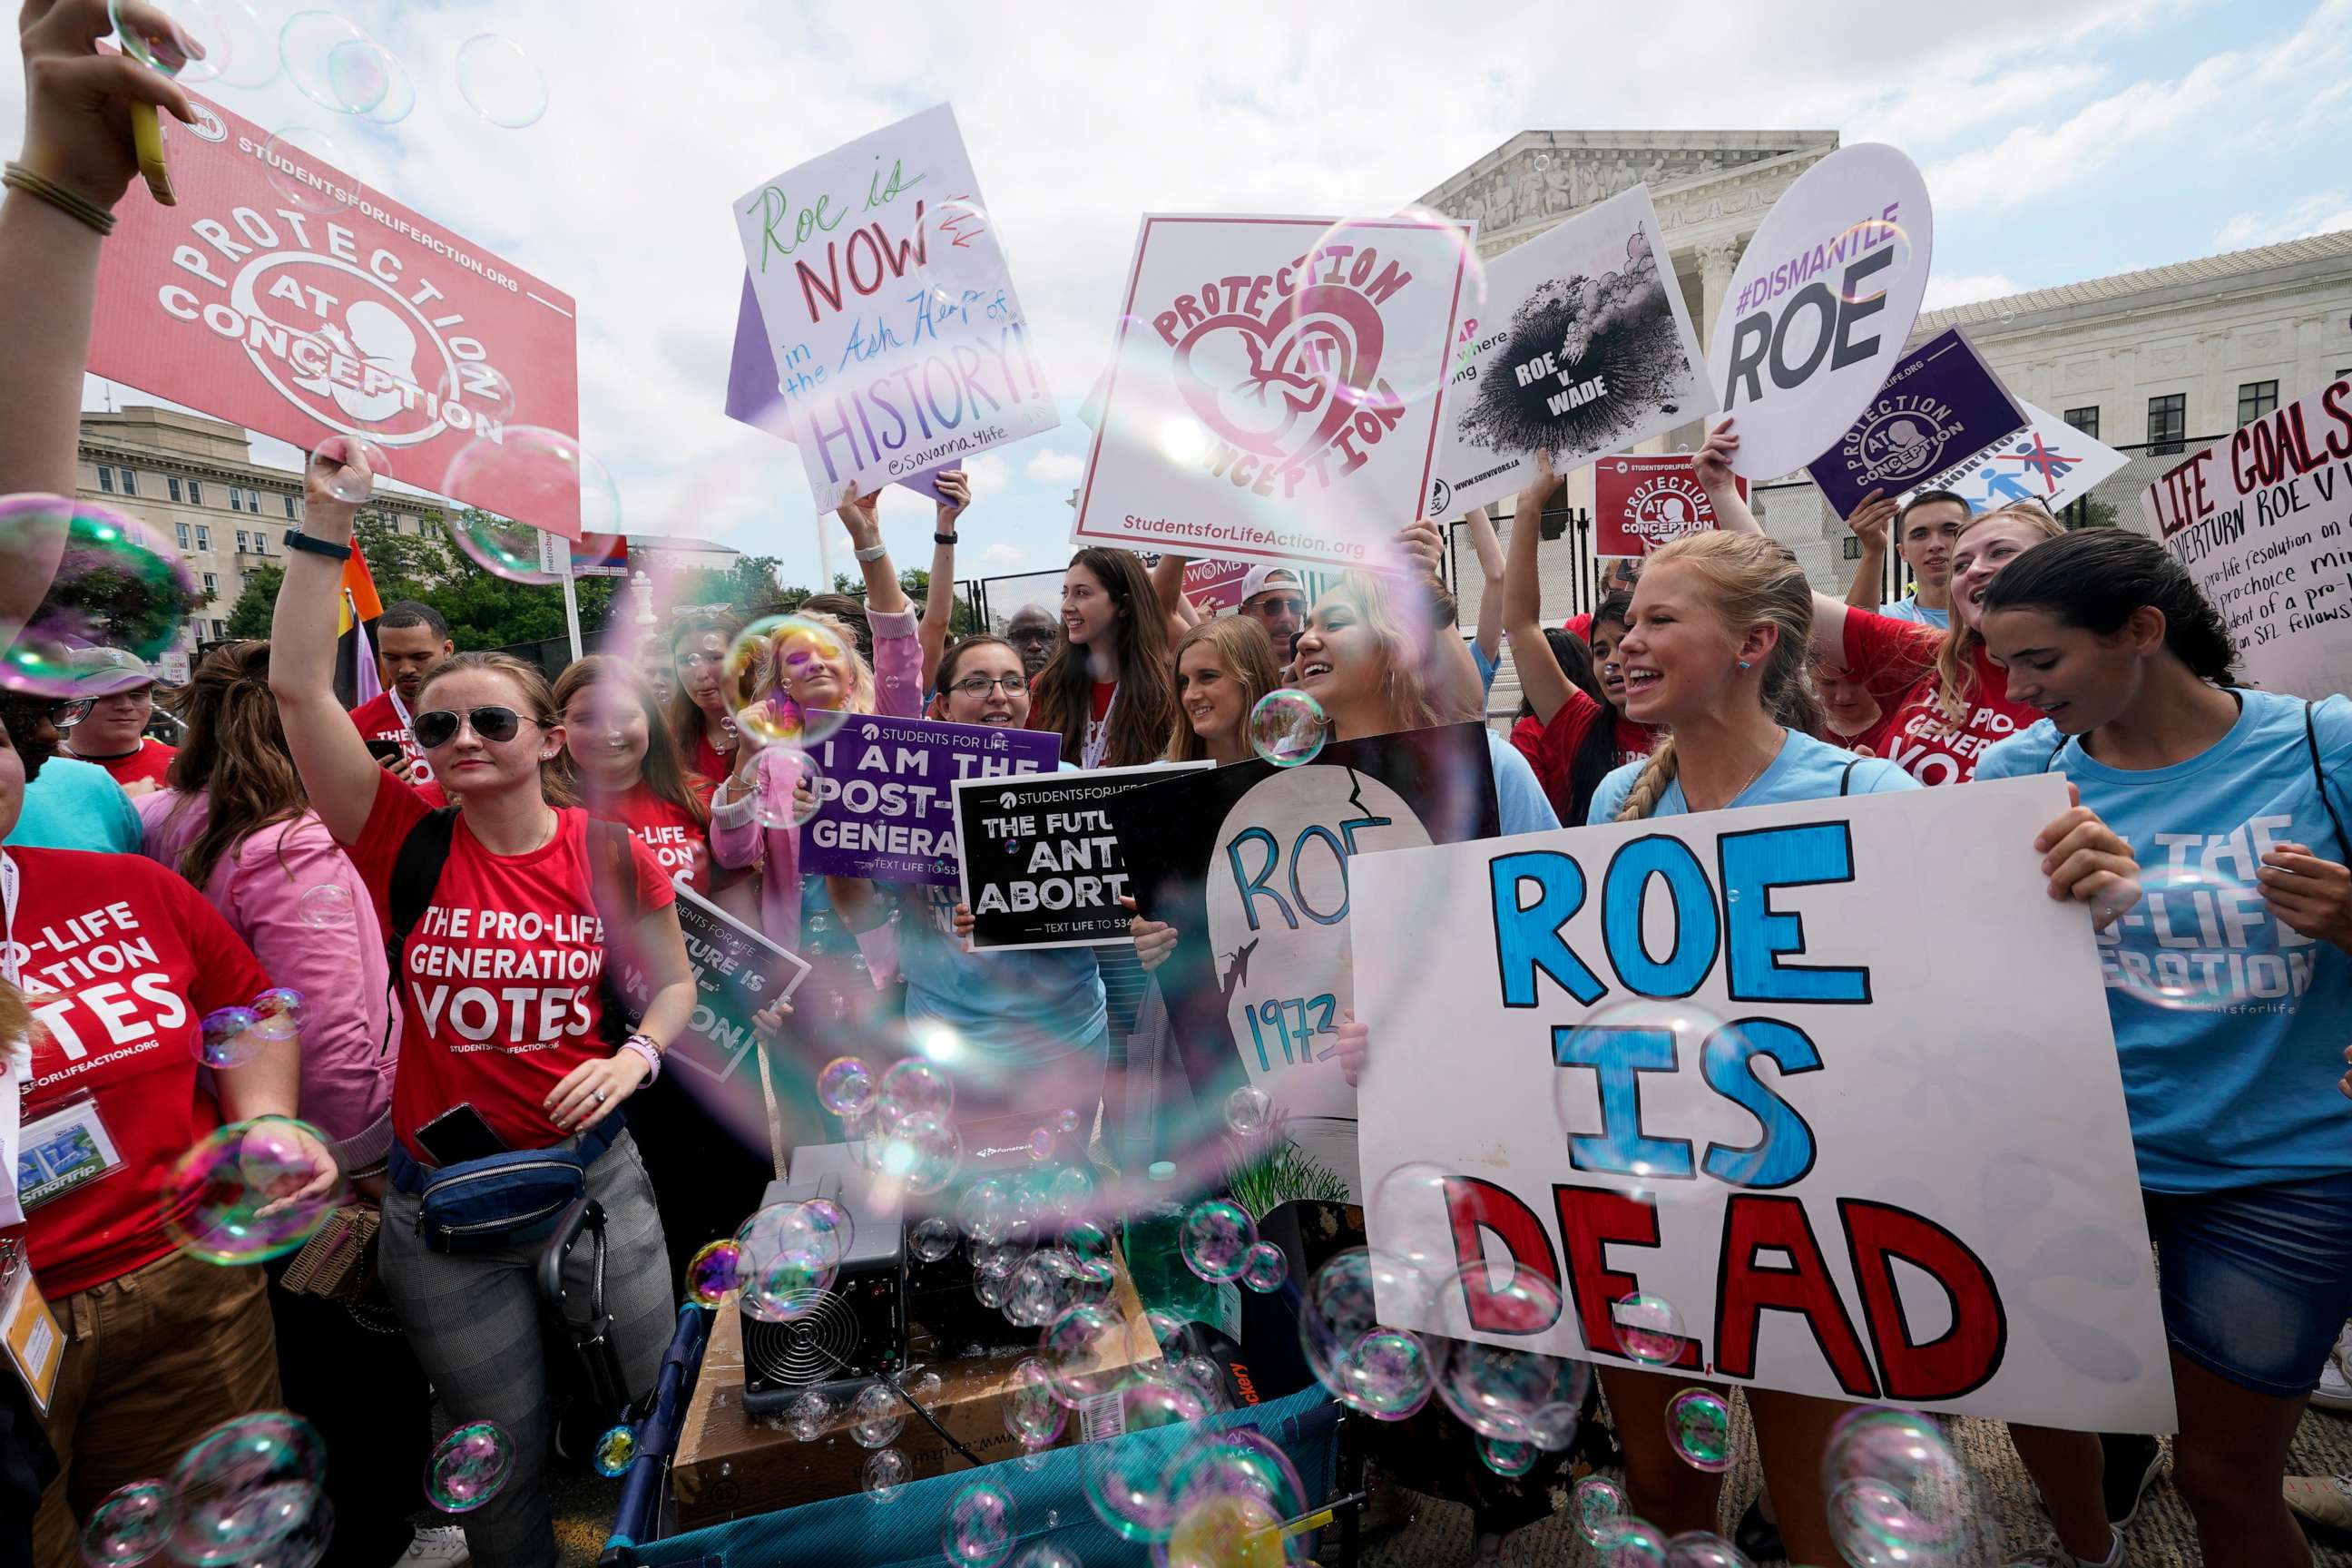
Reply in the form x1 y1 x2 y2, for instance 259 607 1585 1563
416 1104 507 1165
365 740 406 768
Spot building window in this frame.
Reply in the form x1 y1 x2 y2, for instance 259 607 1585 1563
96 465 115 493
2238 380 2279 426
211 620 228 641
188 479 203 505
253 533 267 555
194 524 211 551
283 494 298 519
168 475 184 503
175 523 191 550
236 530 250 553
201 572 218 596
2063 406 2100 438
2147 394 2187 456
119 469 137 496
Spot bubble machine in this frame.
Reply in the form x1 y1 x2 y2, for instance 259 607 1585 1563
740 1146 908 1415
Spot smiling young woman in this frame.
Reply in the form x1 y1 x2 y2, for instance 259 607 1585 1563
1030 547 1178 770
1166 615 1282 767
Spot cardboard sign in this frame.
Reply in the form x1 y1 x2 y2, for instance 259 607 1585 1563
1593 455 1749 556
1106 725 1500 1209
1806 329 2024 517
799 713 1060 885
1708 144 1935 480
731 104 1058 511
1428 186 1712 516
1072 214 1475 570
1917 398 2130 514
89 85 583 531
619 878 812 1089
2143 377 2352 697
1353 776 2173 1430
954 761 1210 950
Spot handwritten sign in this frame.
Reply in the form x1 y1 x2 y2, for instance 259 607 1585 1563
1428 187 1711 516
953 762 1210 950
1805 329 2024 517
1106 725 1499 1209
1353 777 2173 1430
731 104 1058 511
1072 215 1473 570
1593 455 1748 556
1915 397 2130 514
799 712 1060 885
1707 144 1935 480
2142 376 2352 697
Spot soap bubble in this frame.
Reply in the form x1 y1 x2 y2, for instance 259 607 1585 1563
1573 1475 1631 1544
445 514 557 585
0 498 198 696
865 1109 961 1196
1051 1165 1095 1215
877 1056 956 1126
1665 1387 1732 1473
1041 1302 1132 1406
849 1382 906 1448
1081 1378 1206 1541
1178 1200 1256 1283
1478 1435 1536 1476
724 615 854 747
170 1412 324 1564
818 1056 877 1117
685 1239 740 1306
863 1446 910 1504
247 989 302 1044
1027 1126 1056 1161
296 884 353 929
1595 1519 1672 1566
260 126 358 216
354 46 415 126
1298 1248 1435 1420
196 1006 263 1069
455 34 548 129
162 1119 340 1265
81 1480 176 1568
1005 1250 1079 1328
1223 1083 1273 1135
750 744 825 831
2111 862 2274 1012
110 0 230 86
1054 1106 1082 1134
910 1216 958 1263
1172 1354 1229 1413
423 1420 512 1513
735 1203 840 1322
1163 1430 1306 1568
591 1426 636 1478
1555 999 1730 1192
1246 690 1326 768
1612 1292 1690 1366
786 1390 832 1442
279 12 388 113
1661 1532 1749 1567
442 427 620 579
1287 207 1488 414
312 436 387 504
1820 1407 1972 1566
1367 1161 1464 1283
1009 1546 1082 1568
1428 1268 1588 1448
437 363 518 425
1004 1357 1067 1447
941 1481 1018 1568
1237 1241 1288 1293
1828 219 1911 307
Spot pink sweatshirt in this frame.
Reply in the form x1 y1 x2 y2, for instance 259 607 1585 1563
137 789 398 1143
710 605 923 954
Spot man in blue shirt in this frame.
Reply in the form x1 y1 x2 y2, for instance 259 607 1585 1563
0 691 142 853
1844 489 1968 630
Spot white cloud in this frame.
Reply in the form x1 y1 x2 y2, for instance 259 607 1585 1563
1923 272 2023 310
979 542 1027 565
964 453 1013 498
2214 192 2352 250
1025 449 1086 485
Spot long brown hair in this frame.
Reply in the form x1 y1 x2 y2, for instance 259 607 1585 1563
1032 548 1177 769
157 640 310 888
1613 531 1820 822
1929 505 2065 725
664 608 742 760
1314 571 1450 735
552 655 710 827
416 651 580 808
1166 616 1281 762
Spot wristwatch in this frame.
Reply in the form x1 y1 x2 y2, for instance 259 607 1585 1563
283 528 352 562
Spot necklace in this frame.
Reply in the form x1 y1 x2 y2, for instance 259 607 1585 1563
1691 747 1775 813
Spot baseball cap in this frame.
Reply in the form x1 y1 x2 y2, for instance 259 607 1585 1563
69 644 159 695
1239 564 1306 605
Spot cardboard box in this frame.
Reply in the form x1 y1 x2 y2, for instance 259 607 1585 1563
672 1259 1157 1528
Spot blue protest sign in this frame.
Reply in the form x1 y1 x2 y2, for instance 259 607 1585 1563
799 712 1061 885
1806 328 2025 516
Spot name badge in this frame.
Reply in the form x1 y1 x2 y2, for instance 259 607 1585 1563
0 1238 62 1412
15 1092 123 1212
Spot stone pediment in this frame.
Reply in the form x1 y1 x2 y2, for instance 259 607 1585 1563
1419 130 1837 244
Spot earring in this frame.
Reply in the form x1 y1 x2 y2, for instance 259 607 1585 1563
1738 660 1752 671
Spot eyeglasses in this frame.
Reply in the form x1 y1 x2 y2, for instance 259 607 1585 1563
669 602 729 621
46 698 93 729
1248 596 1308 618
948 674 1027 697
412 705 539 750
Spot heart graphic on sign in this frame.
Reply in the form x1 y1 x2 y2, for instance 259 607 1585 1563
1170 284 1386 467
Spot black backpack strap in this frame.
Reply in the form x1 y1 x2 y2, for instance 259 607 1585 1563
1838 758 1860 797
2308 701 2349 850
587 817 643 1047
381 807 461 1056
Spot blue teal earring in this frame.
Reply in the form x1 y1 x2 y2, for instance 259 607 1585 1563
1738 660 1752 670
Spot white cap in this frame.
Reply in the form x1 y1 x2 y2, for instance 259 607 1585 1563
69 645 159 695
1238 564 1306 605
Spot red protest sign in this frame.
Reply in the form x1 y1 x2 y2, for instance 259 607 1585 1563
87 88 582 532
1592 455 1748 556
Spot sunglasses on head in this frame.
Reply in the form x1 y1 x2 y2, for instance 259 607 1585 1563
412 705 539 750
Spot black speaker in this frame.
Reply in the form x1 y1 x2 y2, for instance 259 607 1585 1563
739 1148 907 1414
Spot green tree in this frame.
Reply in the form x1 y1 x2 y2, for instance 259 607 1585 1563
224 564 281 639
351 509 615 652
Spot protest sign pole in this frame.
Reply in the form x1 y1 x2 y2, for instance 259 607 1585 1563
552 534 584 662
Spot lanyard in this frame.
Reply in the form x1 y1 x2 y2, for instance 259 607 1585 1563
1082 684 1119 770
1 850 18 988
0 852 23 1228
388 686 412 731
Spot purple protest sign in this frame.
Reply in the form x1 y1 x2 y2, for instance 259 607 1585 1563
724 273 957 505
799 711 1062 885
1806 328 2026 517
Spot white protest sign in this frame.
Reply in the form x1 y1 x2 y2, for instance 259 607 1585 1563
732 103 1058 512
1352 776 2173 1430
2142 376 2352 698
1071 215 1474 570
1428 185 1712 516
1915 399 2129 514
1708 144 1935 480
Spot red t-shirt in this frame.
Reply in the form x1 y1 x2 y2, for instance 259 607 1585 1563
1824 707 1903 760
1512 693 1653 821
591 780 713 895
1841 610 2039 786
73 736 175 789
13 848 271 1297
349 691 432 785
340 780 676 1157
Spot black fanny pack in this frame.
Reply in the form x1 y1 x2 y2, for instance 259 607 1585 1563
386 1116 622 1256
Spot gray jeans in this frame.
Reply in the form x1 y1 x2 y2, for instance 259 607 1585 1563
381 1130 672 1568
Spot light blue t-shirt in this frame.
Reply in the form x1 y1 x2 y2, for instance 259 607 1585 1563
6 757 141 852
1487 730 1560 837
1471 641 1500 700
1588 728 1916 825
1978 690 2352 1192
1877 595 1951 631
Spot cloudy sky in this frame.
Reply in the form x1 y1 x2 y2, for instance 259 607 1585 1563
29 0 2352 591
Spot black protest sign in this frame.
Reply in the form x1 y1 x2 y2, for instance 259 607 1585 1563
619 877 811 1088
953 761 1211 950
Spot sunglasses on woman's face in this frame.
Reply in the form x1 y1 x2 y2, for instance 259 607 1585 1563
412 705 539 750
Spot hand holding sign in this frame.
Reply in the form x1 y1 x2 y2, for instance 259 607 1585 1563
2036 782 2141 928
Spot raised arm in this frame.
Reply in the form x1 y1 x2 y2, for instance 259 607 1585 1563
267 443 383 845
1464 505 1505 668
1843 490 1895 611
1694 418 1849 662
835 485 909 616
1147 551 1194 639
917 470 970 690
1503 451 1581 726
